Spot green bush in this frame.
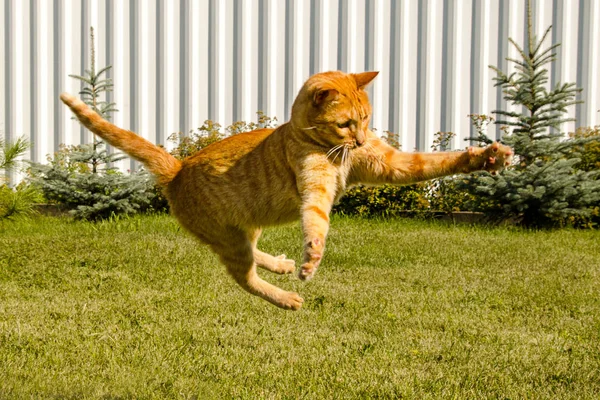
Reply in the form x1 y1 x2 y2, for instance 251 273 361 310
333 131 476 218
426 131 479 214
168 111 278 160
427 177 478 214
333 183 430 217
167 120 225 160
570 126 600 172
30 142 156 221
565 126 600 227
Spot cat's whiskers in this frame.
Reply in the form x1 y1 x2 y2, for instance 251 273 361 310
326 144 344 161
302 126 317 130
331 147 344 164
326 144 338 158
341 145 349 165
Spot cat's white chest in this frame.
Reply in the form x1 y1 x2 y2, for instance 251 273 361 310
333 165 351 202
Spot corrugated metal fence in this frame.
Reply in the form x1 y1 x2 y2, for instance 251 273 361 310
2 0 599 177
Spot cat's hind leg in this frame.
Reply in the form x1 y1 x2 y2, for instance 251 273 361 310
254 251 296 274
215 229 303 310
248 229 295 274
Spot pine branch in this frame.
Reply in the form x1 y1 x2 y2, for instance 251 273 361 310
0 137 30 171
505 56 529 70
96 65 112 77
69 74 94 85
492 110 524 119
533 25 554 56
534 43 560 61
508 38 527 63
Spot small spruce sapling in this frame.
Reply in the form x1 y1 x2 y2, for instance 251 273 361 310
67 26 122 173
460 2 600 227
31 27 154 220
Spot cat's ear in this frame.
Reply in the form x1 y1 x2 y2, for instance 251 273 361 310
353 71 379 89
313 89 339 106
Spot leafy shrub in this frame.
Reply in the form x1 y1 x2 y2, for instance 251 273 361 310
426 178 475 214
333 183 430 217
168 112 278 160
226 111 278 135
426 131 479 214
335 132 427 218
564 126 600 227
168 120 225 160
570 126 600 172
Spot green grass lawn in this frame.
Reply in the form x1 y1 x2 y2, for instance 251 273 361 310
1 214 599 399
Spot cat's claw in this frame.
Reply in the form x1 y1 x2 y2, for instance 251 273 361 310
298 262 318 281
470 142 514 174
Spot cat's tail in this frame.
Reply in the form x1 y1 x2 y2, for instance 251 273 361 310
60 93 182 186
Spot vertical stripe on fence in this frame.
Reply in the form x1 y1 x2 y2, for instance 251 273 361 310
4 0 14 181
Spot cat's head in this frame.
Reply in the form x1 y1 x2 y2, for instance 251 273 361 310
291 71 379 150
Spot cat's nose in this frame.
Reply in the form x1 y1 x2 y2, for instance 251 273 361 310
355 137 365 147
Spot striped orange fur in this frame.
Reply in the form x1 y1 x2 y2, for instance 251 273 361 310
61 70 512 311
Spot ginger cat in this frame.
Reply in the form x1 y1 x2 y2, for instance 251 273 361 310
60 71 512 311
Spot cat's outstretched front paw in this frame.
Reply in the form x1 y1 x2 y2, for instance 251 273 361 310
468 142 513 175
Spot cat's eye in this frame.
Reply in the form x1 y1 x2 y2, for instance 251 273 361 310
337 121 352 129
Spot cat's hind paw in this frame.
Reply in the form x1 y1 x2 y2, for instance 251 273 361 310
255 251 296 274
273 255 296 274
276 292 304 311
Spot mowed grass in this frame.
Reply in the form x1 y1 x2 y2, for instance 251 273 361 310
1 214 599 399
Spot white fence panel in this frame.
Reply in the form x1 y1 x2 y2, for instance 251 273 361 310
2 0 599 181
